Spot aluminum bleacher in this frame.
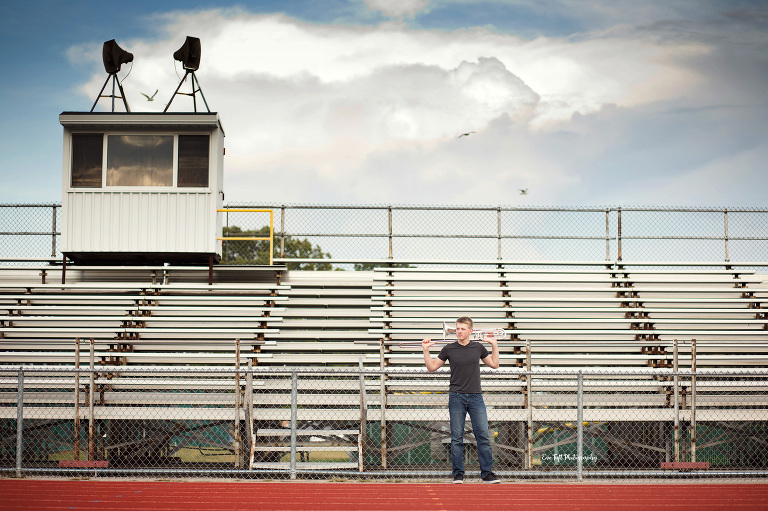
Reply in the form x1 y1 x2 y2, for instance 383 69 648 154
0 265 287 365
1 259 766 472
366 261 766 370
3 259 764 370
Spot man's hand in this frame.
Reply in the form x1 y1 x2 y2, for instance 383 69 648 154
422 339 444 372
480 332 498 345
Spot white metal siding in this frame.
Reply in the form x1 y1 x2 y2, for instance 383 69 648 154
63 191 215 253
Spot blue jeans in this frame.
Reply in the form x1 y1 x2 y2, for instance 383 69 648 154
448 392 494 478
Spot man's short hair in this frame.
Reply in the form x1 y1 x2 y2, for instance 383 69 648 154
456 316 473 328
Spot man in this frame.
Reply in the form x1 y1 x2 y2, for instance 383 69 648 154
422 316 501 484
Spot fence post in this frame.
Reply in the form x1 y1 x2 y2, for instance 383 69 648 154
280 205 285 258
577 370 583 482
75 338 81 462
358 358 367 473
387 206 393 259
88 338 95 461
16 367 24 477
526 340 532 470
724 209 730 262
290 370 298 480
616 208 622 261
234 339 241 468
51 205 58 257
246 359 254 470
497 207 502 260
605 209 610 261
690 339 697 463
673 339 680 463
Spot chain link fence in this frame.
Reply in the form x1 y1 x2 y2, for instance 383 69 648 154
0 204 60 264
166 204 768 266
2 204 768 266
3 366 767 479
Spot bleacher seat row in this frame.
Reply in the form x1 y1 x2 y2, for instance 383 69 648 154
1 260 765 368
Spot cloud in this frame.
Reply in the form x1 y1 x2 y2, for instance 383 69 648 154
68 7 768 207
363 0 431 19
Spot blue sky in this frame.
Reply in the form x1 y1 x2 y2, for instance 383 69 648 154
1 0 767 206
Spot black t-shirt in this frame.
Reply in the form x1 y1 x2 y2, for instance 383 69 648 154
437 341 490 393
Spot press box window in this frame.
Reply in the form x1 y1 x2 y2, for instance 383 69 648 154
178 135 210 187
71 134 103 188
70 133 210 188
107 135 173 186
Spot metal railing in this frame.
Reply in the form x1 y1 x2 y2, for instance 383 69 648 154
3 366 767 479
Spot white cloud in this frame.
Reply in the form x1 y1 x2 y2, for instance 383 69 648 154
363 0 431 18
68 8 768 207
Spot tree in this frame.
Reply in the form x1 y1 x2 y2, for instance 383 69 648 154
353 262 413 271
221 225 332 270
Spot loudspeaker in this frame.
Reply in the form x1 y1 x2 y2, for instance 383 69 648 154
173 36 202 71
102 39 134 74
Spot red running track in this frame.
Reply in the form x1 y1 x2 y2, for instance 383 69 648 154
2 480 767 511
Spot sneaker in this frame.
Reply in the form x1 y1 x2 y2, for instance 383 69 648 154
452 473 464 484
482 472 500 484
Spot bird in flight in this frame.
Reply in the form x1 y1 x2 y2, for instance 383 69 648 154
457 131 476 138
141 90 158 101
519 189 528 195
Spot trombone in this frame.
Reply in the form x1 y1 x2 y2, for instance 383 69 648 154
398 322 508 347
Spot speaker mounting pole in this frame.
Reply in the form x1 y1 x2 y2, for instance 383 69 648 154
90 72 131 113
163 69 210 113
